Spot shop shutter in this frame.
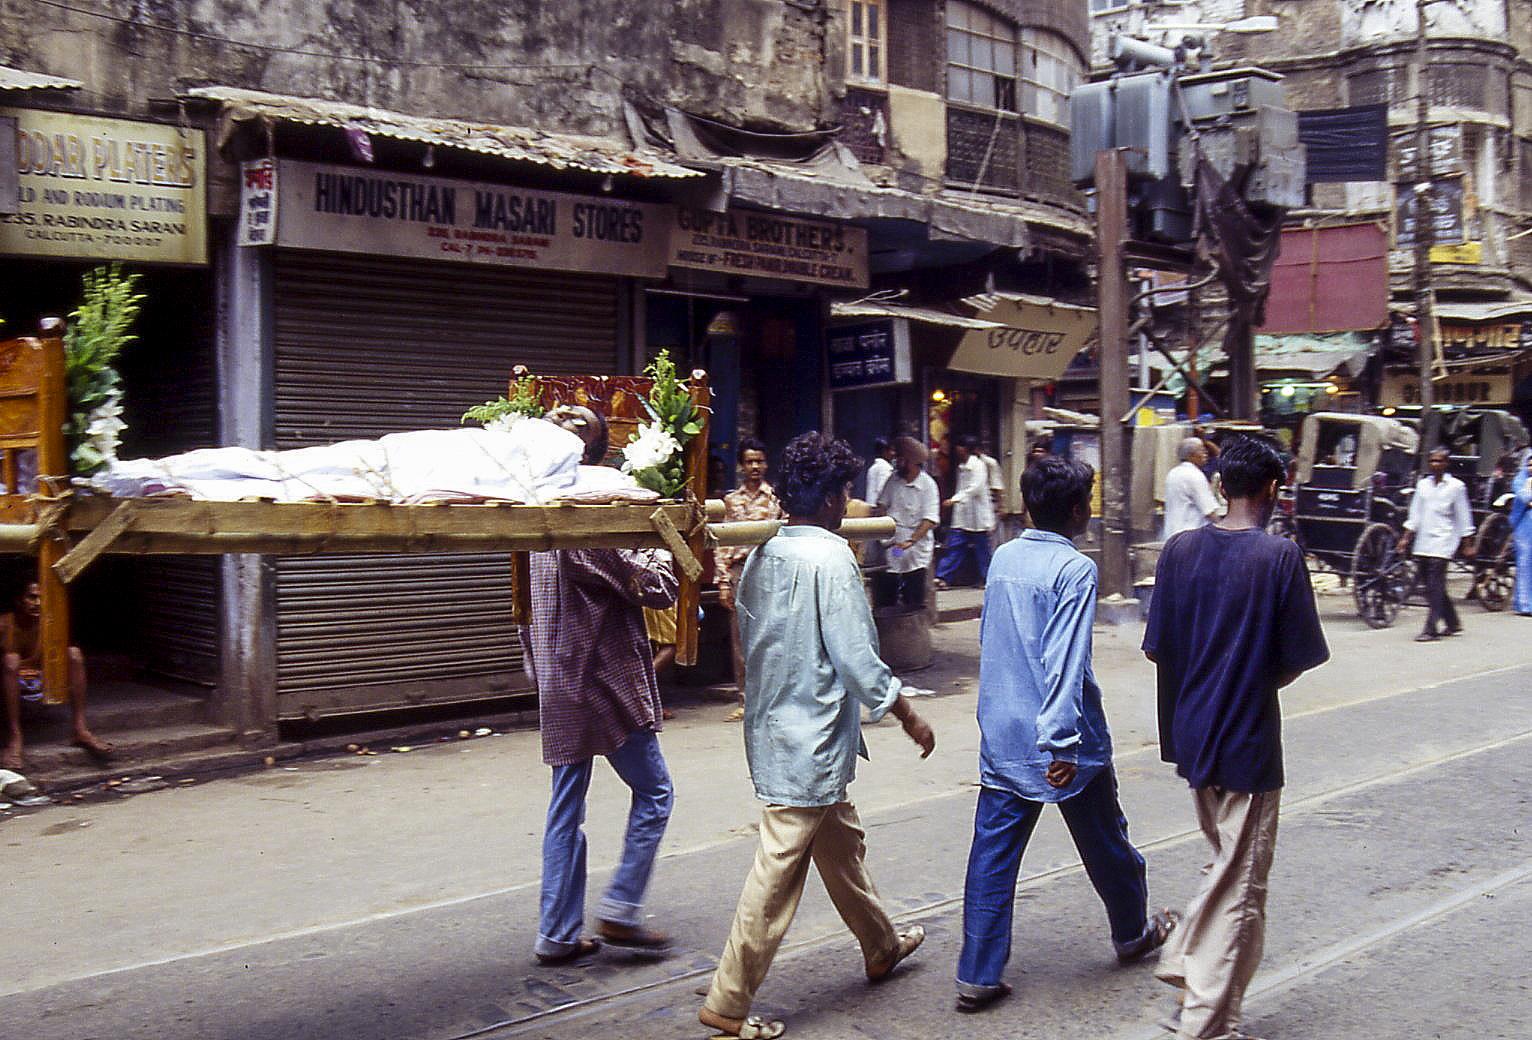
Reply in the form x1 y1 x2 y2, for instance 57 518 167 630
270 250 620 716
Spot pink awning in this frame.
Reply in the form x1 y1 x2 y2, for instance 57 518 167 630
1258 223 1389 335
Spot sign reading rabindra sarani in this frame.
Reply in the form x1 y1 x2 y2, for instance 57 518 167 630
0 107 207 265
266 159 670 278
669 207 869 289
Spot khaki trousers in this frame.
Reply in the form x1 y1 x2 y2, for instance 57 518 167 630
1156 786 1281 1040
704 802 900 1019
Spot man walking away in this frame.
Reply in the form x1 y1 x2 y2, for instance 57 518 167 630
976 439 1007 542
956 456 1177 1013
1163 436 1220 540
528 405 678 965
1144 436 1330 1040
937 435 995 587
1512 453 1532 616
1398 446 1476 641
865 436 895 505
700 432 934 1040
875 436 940 609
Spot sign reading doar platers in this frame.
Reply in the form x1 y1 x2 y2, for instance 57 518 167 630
0 108 207 264
257 159 669 278
669 208 869 289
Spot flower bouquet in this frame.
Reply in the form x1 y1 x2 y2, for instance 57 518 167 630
65 264 144 475
461 373 544 432
622 350 703 499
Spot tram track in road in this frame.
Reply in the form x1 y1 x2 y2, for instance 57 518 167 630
446 725 1532 1040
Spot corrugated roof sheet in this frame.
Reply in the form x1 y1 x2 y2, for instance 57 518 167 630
0 65 82 92
183 86 702 180
830 300 1001 330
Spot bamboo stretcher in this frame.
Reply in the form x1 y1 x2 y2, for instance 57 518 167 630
0 334 892 695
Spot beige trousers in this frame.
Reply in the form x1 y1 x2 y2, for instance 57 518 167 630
704 802 901 1019
1156 786 1281 1040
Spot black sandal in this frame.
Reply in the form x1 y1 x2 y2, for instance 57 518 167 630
535 937 601 965
956 982 1012 1013
1117 908 1181 965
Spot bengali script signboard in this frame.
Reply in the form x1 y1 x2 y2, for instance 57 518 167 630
668 207 869 288
0 107 206 264
949 295 1097 382
261 159 670 277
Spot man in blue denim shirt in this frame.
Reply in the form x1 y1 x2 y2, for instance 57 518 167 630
699 432 935 1040
955 455 1177 1013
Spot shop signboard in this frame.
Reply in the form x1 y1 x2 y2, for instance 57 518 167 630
949 295 1097 382
1381 370 1513 407
668 207 869 289
0 107 207 264
238 159 276 246
827 319 911 390
256 159 670 278
1394 177 1465 248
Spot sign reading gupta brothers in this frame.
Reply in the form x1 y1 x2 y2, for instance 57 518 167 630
0 108 207 264
669 208 869 289
259 159 668 277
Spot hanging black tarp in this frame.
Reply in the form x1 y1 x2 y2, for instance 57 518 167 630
1297 104 1389 183
1191 152 1286 371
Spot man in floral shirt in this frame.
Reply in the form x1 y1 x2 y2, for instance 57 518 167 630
716 437 784 721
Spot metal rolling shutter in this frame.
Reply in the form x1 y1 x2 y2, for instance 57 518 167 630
271 250 620 716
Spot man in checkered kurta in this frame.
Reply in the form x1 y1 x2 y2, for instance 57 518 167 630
526 404 680 964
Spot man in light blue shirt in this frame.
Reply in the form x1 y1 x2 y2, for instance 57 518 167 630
955 455 1177 1013
700 431 935 1040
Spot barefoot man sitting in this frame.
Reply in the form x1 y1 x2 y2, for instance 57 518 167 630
1 580 113 770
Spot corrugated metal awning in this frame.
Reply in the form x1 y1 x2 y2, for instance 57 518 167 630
0 64 82 92
183 86 702 180
1432 300 1532 323
830 300 1001 330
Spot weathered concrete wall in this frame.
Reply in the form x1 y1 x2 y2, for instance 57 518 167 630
0 0 833 134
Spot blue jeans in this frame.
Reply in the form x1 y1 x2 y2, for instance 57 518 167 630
937 528 992 585
536 728 673 957
1515 525 1532 614
956 770 1148 993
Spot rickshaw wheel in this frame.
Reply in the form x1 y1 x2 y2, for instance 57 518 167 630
1352 522 1409 629
1266 512 1303 554
1475 513 1515 612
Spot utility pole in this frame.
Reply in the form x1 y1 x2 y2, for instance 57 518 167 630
1412 0 1436 409
1096 149 1131 600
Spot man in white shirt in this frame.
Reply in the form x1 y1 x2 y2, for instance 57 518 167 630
876 437 941 608
1398 447 1476 642
937 435 996 588
865 437 895 505
1163 437 1220 540
977 440 1007 545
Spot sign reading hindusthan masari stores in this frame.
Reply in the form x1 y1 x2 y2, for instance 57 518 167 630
669 207 869 289
258 159 670 277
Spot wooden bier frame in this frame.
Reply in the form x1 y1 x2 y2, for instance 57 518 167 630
0 320 70 705
505 366 713 666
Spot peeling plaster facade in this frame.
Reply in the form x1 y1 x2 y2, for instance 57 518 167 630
0 0 834 135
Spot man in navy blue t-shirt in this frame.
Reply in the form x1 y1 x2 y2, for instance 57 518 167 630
1143 436 1329 1040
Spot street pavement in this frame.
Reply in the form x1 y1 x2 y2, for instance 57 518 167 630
1 590 1529 1040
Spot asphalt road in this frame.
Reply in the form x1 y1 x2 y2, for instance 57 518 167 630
2 609 1528 1040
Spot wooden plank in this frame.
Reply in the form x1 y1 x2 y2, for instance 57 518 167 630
52 500 136 585
62 497 693 543
35 325 69 706
675 370 710 667
649 506 703 582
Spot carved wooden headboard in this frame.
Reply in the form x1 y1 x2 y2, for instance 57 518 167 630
507 365 713 665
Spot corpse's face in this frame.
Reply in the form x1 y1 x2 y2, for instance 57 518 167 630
740 449 768 486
